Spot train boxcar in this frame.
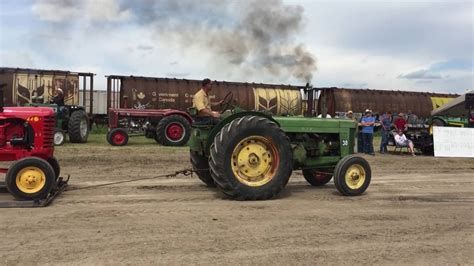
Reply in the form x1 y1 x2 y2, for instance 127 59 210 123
0 67 94 114
106 75 305 116
0 67 95 144
318 87 458 118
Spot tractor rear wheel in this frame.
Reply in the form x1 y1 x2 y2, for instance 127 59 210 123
156 115 191 146
107 128 129 146
68 110 89 143
209 115 293 200
46 156 60 179
302 169 333 186
6 157 56 200
432 118 446 127
333 155 371 196
54 128 65 146
190 152 215 187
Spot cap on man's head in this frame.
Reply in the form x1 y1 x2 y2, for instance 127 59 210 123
57 88 63 94
347 110 353 114
365 109 372 113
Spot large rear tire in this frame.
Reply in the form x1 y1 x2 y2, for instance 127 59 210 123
68 110 89 143
333 155 371 196
190 152 215 187
302 169 333 186
6 157 56 200
156 115 191 146
46 156 61 179
209 115 293 200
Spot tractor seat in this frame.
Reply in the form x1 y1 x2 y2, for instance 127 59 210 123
187 107 218 127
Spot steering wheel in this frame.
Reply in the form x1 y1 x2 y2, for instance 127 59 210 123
219 91 234 113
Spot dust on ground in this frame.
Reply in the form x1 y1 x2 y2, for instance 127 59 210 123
1 135 473 264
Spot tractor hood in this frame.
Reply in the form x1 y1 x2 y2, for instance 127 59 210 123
2 106 55 117
274 117 356 133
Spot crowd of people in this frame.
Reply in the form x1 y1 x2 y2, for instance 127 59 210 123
347 109 416 156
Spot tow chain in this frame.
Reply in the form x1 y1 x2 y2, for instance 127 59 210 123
67 168 197 192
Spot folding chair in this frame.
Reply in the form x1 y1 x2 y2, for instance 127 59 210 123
393 143 408 154
390 130 408 154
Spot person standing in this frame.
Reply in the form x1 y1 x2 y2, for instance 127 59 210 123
394 112 408 132
361 109 376 155
192 78 222 125
347 110 362 153
379 111 392 154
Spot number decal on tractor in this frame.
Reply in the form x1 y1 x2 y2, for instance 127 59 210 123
342 139 348 146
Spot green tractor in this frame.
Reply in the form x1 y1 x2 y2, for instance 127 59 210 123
27 103 89 145
188 90 371 200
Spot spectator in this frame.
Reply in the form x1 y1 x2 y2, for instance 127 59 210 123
360 109 375 155
317 113 332 118
379 111 392 154
346 110 354 120
347 110 361 152
394 112 408 132
406 110 418 124
394 129 416 156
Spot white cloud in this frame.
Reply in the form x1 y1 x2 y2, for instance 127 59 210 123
9 0 472 93
398 69 443 79
31 0 132 23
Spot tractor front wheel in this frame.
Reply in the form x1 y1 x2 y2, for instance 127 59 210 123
68 110 89 143
6 157 56 200
209 115 293 200
107 128 129 146
333 155 371 196
302 169 333 186
156 115 191 146
54 128 65 146
190 152 215 187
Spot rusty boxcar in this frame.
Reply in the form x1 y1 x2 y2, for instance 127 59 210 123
107 75 458 118
106 75 305 116
0 67 95 114
317 87 458 118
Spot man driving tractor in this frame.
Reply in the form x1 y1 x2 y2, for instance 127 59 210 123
192 78 223 124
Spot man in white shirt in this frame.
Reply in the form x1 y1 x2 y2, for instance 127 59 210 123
394 129 416 156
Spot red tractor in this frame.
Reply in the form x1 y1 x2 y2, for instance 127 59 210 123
106 108 192 146
0 84 61 200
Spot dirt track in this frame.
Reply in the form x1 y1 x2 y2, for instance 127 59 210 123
1 135 473 265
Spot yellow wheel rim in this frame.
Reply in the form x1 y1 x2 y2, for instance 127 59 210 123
231 136 278 187
16 167 46 194
344 164 366 190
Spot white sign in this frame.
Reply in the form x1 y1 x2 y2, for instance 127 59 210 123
433 127 474 158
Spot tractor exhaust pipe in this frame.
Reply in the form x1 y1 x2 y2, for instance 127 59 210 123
0 83 6 113
304 83 312 117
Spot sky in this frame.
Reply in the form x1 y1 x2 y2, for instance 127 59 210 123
0 0 472 93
